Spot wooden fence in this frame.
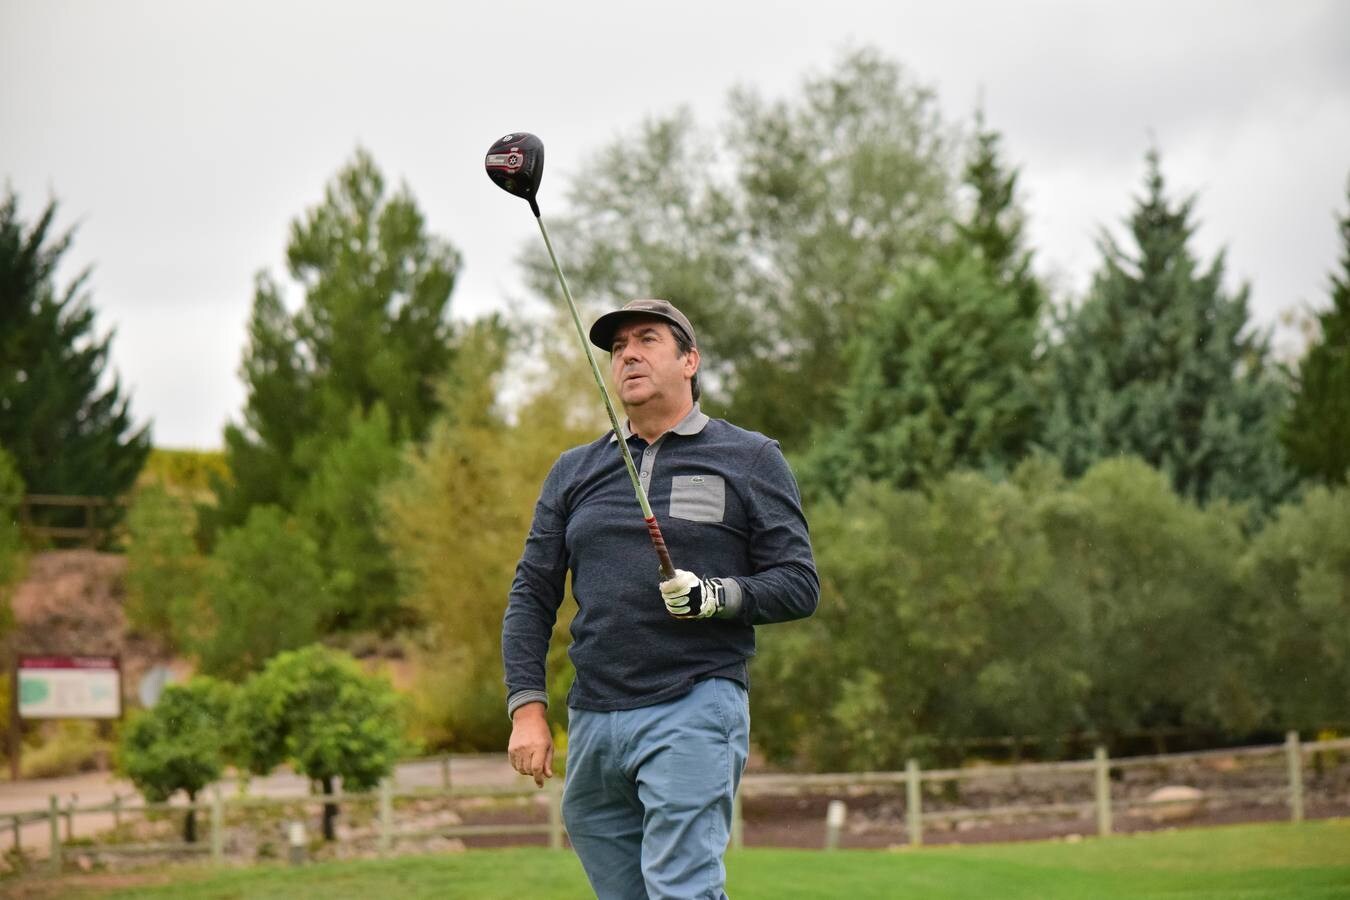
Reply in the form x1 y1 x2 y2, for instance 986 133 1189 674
18 494 126 548
743 732 1347 849
3 733 1345 873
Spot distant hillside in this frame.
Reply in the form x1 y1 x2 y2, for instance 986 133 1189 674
138 448 229 498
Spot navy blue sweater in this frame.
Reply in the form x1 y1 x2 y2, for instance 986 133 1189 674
502 406 819 714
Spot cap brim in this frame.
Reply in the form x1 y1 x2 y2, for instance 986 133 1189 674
588 310 689 351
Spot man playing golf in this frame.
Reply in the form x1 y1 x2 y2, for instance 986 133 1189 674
502 298 819 899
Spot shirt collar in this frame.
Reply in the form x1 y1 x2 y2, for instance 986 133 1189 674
610 402 710 442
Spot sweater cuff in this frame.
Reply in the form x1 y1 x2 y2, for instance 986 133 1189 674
715 577 744 620
507 690 550 721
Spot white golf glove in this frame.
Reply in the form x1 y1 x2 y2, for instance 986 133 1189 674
660 569 726 620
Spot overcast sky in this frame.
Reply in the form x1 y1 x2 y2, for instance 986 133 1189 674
3 0 1348 449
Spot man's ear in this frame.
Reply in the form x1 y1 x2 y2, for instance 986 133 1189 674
683 346 700 378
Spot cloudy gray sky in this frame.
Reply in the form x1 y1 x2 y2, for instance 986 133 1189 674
3 0 1348 449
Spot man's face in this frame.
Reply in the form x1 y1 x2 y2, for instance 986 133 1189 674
609 317 699 410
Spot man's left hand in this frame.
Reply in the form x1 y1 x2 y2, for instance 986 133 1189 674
660 569 726 619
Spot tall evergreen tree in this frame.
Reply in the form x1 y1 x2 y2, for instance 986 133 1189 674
1044 151 1294 514
800 252 1041 498
1281 178 1350 484
798 117 1042 498
207 150 461 629
956 110 1043 324
0 189 150 509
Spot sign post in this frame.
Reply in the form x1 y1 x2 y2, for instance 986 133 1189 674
8 668 18 781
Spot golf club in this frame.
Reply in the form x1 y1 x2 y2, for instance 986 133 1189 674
484 132 677 581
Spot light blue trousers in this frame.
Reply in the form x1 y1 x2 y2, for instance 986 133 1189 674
563 678 750 900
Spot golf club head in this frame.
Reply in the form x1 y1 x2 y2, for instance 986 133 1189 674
485 132 544 215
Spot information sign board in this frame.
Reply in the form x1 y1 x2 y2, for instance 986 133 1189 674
17 656 122 719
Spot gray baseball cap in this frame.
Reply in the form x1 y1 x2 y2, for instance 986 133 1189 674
588 299 697 351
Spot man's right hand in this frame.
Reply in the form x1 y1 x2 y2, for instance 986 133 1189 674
507 702 554 787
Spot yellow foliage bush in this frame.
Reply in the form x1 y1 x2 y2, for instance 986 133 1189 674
383 323 603 751
20 721 115 779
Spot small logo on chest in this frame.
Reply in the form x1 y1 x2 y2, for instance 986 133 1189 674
690 476 706 484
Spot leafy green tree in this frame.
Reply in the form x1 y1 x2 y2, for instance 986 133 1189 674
524 48 954 450
1281 179 1350 484
0 189 150 519
754 455 1251 769
753 469 1077 769
207 150 461 627
1237 485 1350 729
1045 151 1295 515
382 320 599 750
125 484 206 649
229 645 405 840
117 677 236 842
196 506 325 679
1038 457 1251 740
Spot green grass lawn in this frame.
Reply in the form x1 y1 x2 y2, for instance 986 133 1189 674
23 820 1350 899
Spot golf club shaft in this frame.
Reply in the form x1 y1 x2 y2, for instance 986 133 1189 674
534 214 677 581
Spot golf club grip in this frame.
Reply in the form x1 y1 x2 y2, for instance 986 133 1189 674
645 516 676 581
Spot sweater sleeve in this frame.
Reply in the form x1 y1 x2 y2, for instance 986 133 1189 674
502 456 569 716
724 440 819 625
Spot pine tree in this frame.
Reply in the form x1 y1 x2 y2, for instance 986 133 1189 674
1281 178 1350 484
800 252 1041 498
1044 151 1294 513
797 117 1042 498
207 150 461 629
956 110 1043 325
0 190 150 513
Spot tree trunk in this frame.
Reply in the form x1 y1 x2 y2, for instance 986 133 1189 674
321 776 338 841
184 789 197 843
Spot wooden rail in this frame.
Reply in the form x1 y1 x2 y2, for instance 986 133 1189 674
18 494 127 548
0 780 563 874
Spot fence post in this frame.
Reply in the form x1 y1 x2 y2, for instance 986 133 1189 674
10 814 20 856
730 788 743 851
547 780 563 851
1094 746 1112 837
112 793 122 830
378 778 393 856
83 499 96 549
1286 731 1304 823
905 759 923 847
65 793 80 842
48 795 61 874
440 755 451 791
211 788 224 864
287 820 307 866
824 800 846 851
